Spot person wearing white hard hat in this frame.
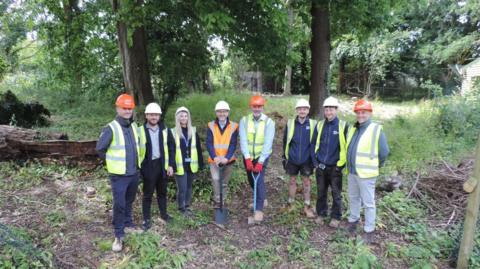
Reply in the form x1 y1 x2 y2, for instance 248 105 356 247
170 106 204 217
310 96 348 229
206 101 239 209
139 102 175 230
282 98 317 218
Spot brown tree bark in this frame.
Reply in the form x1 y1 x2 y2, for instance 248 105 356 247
309 0 330 118
112 0 154 105
283 0 294 96
337 56 346 94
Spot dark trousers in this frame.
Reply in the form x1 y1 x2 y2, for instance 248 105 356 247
316 166 343 220
175 170 195 211
142 159 168 221
110 173 139 238
243 157 269 211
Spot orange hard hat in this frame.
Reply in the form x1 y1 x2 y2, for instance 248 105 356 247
353 99 372 112
115 94 135 109
249 95 266 107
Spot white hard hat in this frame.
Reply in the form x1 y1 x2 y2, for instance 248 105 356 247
215 100 230 111
295 98 310 109
323 96 339 107
145 102 162 114
176 106 190 115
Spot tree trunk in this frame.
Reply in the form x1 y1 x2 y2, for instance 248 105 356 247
300 45 310 94
283 1 294 96
63 0 84 100
337 56 346 95
309 0 330 118
112 0 154 105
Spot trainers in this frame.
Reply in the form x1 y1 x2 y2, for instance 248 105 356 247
315 216 326 225
347 221 359 236
253 211 264 222
362 231 376 244
112 237 123 252
304 206 315 218
329 218 340 228
125 226 142 234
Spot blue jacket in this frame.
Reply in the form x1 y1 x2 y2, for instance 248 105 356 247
96 116 138 176
347 119 389 176
206 118 238 161
311 117 345 167
282 116 313 165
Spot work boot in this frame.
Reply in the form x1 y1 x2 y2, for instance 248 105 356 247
304 206 315 218
362 231 376 244
112 237 123 252
124 226 142 234
315 216 326 225
329 218 340 228
160 214 173 223
253 211 264 222
347 221 359 236
142 220 152 231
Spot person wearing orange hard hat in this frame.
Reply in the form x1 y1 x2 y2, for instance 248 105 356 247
345 99 389 244
239 95 275 223
96 93 146 252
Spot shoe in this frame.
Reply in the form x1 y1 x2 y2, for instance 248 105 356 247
347 221 359 236
142 220 152 231
253 211 264 222
160 214 173 223
362 231 375 244
112 237 123 252
315 216 326 225
124 226 142 234
304 206 315 218
329 219 340 228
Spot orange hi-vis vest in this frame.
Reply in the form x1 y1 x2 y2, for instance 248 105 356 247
207 120 238 164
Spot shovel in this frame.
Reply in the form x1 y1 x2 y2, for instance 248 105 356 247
214 164 228 225
247 172 261 225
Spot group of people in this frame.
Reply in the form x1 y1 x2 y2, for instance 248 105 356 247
96 93 389 252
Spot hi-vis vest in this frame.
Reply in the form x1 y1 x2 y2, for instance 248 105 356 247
242 114 272 159
171 127 199 175
284 118 316 159
140 126 170 170
208 121 238 164
314 119 347 167
346 122 382 178
106 120 146 175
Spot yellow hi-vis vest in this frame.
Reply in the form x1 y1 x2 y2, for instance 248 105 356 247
284 118 316 159
243 114 272 160
171 127 199 175
139 126 170 170
106 120 146 175
314 119 347 167
346 122 382 178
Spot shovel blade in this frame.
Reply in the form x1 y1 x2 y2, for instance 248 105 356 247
214 208 228 224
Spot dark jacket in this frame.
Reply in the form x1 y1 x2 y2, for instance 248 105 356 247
347 119 390 176
96 116 138 176
311 117 348 167
171 127 205 173
206 118 238 161
282 116 313 166
141 122 176 177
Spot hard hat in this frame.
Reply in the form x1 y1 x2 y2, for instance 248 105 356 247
215 100 230 111
176 106 190 115
295 99 310 109
323 96 339 107
249 95 266 107
115 94 135 109
145 102 162 114
353 99 373 112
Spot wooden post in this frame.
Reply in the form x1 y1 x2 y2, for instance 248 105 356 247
457 134 480 269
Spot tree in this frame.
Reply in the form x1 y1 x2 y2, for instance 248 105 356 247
112 0 154 105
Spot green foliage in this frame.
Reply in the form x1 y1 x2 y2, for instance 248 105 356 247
329 235 381 269
0 90 51 128
0 224 54 269
237 243 282 269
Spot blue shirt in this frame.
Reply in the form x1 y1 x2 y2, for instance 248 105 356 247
206 118 238 161
239 113 275 163
311 117 342 167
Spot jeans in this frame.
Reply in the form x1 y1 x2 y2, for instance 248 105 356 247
175 171 195 211
110 173 139 238
316 166 343 220
243 157 269 211
347 173 377 232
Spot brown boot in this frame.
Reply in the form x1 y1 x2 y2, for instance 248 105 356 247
329 218 340 228
362 231 376 244
253 211 264 222
315 216 325 225
304 206 315 218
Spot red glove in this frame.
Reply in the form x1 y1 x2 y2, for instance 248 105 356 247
245 158 254 172
253 162 263 173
